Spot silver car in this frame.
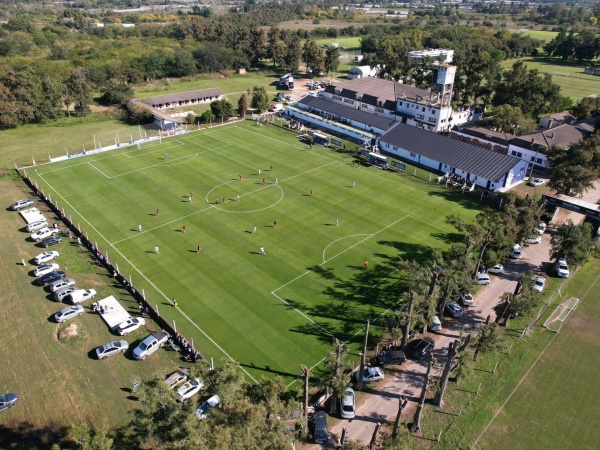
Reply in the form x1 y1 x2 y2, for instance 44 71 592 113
54 305 84 323
54 287 76 302
11 199 35 210
96 340 129 359
50 278 76 293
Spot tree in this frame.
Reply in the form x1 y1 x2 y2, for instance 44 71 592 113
302 39 324 75
547 134 600 197
250 85 269 112
490 104 536 134
66 68 92 116
169 48 197 77
238 93 248 118
70 422 113 450
283 35 302 73
201 110 215 124
320 339 351 416
550 220 596 266
572 96 600 120
210 99 234 120
126 103 153 125
473 323 502 362
324 46 340 75
99 79 133 106
395 259 430 351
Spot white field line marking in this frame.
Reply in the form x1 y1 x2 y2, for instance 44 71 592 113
472 270 600 447
408 214 454 234
122 140 186 158
88 162 110 179
322 234 372 264
271 216 409 350
238 125 426 193
34 169 258 383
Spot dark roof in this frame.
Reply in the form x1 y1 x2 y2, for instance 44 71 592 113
510 123 590 150
139 88 224 106
330 77 430 106
454 125 510 146
380 123 522 182
298 96 399 131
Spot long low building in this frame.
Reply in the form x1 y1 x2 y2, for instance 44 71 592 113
139 88 224 110
379 123 529 191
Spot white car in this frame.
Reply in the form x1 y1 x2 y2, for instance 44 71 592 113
460 292 474 307
31 227 59 241
54 287 76 302
34 251 59 265
536 222 547 235
430 315 442 332
556 259 570 278
196 394 220 420
523 236 542 244
476 273 491 285
339 388 355 419
533 276 546 293
355 367 384 383
34 263 59 277
528 178 545 187
11 199 35 210
176 378 204 402
487 264 505 275
165 368 190 389
54 305 84 323
116 317 146 336
511 244 522 259
50 278 76 293
65 289 97 304
27 220 48 233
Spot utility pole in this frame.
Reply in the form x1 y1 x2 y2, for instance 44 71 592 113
357 320 370 391
301 365 311 439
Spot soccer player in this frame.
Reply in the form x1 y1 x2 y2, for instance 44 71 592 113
164 153 168 160
275 178 278 185
310 189 313 197
236 195 240 201
138 224 142 232
183 225 187 233
364 259 368 269
252 226 257 234
239 174 242 181
156 209 160 216
336 218 339 226
189 196 192 202
258 169 261 175
259 246 265 255
155 245 159 254
274 220 278 228
352 181 356 188
197 245 202 253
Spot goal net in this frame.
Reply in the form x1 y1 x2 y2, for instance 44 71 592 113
543 297 580 333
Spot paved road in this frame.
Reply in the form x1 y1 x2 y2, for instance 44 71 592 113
304 180 600 449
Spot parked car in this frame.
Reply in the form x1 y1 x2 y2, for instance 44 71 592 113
96 340 129 359
460 292 474 307
132 330 169 360
376 350 406 366
0 393 18 411
34 251 59 265
339 388 355 419
176 378 204 402
64 289 96 304
34 263 60 277
54 305 84 322
165 368 190 389
524 236 542 244
42 236 63 247
36 270 66 286
528 178 545 187
10 199 35 210
313 410 329 444
411 337 435 360
196 394 220 420
511 244 522 259
536 222 547 235
31 227 60 242
49 278 76 293
355 367 384 383
27 220 48 233
116 317 146 336
533 276 546 293
445 301 464 318
556 259 570 278
430 315 442 332
476 273 491 285
488 264 505 275
54 287 76 302
269 103 284 113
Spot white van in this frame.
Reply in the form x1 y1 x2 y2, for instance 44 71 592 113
511 244 522 259
269 103 284 113
65 289 97 304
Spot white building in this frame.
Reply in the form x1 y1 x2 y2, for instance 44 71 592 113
347 65 381 79
409 48 454 65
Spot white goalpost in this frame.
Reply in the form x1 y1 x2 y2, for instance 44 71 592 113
543 297 580 333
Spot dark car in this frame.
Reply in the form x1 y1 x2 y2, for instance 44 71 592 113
42 236 62 248
36 270 66 286
0 393 18 411
411 337 435 360
445 301 464 318
376 350 406 366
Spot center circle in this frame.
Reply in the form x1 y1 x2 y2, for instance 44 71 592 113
205 180 285 214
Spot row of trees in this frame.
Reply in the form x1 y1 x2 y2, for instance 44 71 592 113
544 29 600 62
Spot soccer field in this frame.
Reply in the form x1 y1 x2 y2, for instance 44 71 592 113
26 121 478 383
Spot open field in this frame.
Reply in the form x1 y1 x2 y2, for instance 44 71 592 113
477 259 600 449
507 29 559 44
314 37 363 51
26 121 480 384
501 56 600 100
0 179 188 446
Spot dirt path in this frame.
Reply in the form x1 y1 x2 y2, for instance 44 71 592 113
303 181 600 449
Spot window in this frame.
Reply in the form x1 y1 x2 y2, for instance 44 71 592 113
361 103 369 109
410 152 417 157
511 151 523 158
428 118 436 124
422 107 425 112
333 95 342 101
375 107 384 114
417 114 424 120
343 98 354 105
537 158 544 164
393 146 398 151
399 101 403 106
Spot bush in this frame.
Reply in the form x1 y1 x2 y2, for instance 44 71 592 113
126 103 153 125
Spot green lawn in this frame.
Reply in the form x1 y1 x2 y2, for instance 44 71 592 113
477 259 600 449
314 37 363 51
507 29 559 44
501 56 600 100
0 179 187 442
25 121 480 383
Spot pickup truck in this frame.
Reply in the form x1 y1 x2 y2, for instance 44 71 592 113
132 330 169 360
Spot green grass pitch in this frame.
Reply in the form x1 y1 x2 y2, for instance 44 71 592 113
27 121 479 383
